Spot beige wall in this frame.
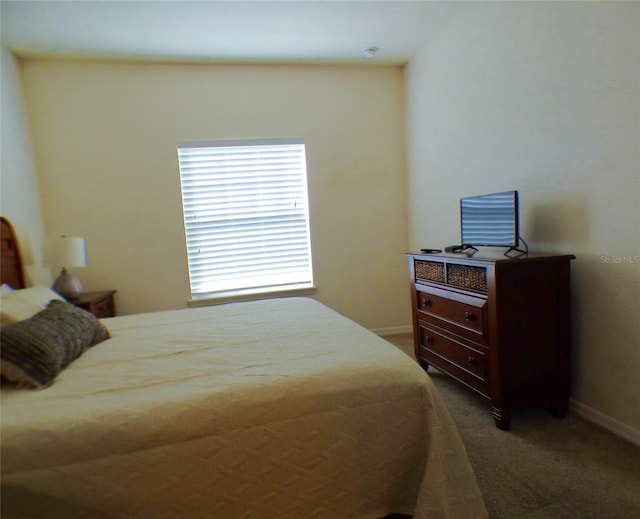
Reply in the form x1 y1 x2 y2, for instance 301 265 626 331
406 2 639 440
19 61 410 331
0 45 49 286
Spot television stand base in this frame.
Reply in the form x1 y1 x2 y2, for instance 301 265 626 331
504 246 526 257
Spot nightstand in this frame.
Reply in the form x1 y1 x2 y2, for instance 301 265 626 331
70 290 117 318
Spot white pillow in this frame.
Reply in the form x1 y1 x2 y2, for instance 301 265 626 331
1 284 14 295
0 286 65 326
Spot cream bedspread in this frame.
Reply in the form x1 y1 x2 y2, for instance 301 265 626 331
1 297 486 519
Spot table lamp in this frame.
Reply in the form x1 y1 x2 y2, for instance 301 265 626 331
45 236 88 299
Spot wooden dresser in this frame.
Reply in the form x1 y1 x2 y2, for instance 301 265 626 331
406 251 574 430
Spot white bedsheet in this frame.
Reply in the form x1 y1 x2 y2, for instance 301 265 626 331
1 297 486 518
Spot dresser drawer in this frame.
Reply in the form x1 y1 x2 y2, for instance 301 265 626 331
90 296 114 318
418 323 488 394
416 286 487 341
72 291 116 318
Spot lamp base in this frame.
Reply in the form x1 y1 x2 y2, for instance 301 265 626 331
53 268 83 300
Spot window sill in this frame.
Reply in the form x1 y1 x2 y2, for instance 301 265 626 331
188 285 317 307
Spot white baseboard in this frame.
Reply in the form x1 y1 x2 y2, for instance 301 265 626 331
371 325 413 336
570 398 640 447
368 331 640 447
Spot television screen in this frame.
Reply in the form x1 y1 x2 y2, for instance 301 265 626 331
460 190 519 247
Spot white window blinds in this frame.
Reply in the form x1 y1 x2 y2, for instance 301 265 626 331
177 138 313 299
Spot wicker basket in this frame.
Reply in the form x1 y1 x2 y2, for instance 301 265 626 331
415 260 445 283
447 264 488 292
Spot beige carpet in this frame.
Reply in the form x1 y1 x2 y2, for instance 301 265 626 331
382 333 640 519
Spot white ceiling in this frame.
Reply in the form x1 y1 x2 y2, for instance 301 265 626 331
1 0 468 65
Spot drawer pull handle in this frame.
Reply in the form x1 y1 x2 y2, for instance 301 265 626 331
424 336 433 344
467 356 477 365
464 311 473 321
422 299 431 307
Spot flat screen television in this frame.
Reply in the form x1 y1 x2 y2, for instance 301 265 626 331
460 190 519 248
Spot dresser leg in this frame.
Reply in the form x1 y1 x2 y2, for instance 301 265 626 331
550 399 569 418
492 406 511 430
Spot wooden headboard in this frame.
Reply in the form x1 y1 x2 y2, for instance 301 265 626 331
1 217 26 290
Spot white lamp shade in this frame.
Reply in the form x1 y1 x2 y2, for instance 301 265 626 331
45 236 88 268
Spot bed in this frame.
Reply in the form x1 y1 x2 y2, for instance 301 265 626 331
0 217 487 519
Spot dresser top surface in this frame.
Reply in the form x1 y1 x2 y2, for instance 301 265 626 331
406 251 576 265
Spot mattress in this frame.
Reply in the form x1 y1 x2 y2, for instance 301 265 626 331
1 297 487 518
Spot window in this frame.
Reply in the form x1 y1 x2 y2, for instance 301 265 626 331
177 138 314 301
